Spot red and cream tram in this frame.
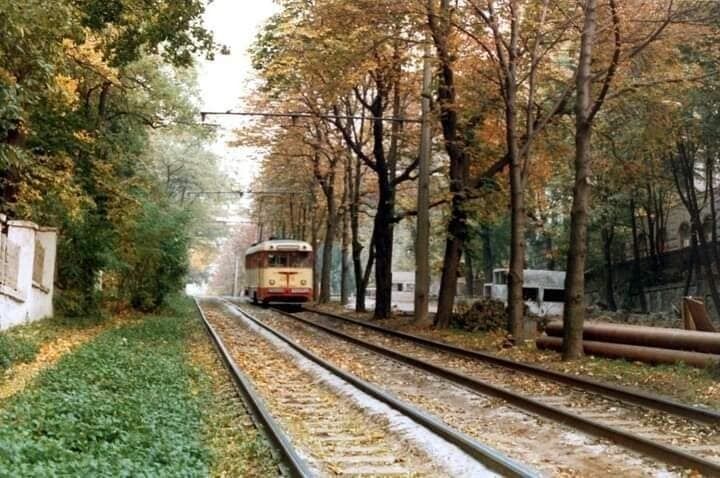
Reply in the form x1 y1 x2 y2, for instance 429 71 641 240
244 239 313 304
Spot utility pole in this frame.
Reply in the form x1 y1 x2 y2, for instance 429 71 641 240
414 38 433 326
232 253 240 297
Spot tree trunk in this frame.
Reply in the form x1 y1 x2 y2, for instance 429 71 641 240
311 202 321 301
428 0 470 328
349 152 368 312
684 228 697 296
562 0 598 360
481 225 494 286
508 154 526 340
464 248 475 297
562 123 592 360
340 194 351 305
435 197 465 328
629 199 648 312
370 81 398 320
320 185 336 303
414 39 433 326
504 9 526 341
373 182 394 319
602 225 617 311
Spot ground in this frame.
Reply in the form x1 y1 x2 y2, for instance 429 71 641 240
0 296 277 477
315 302 720 410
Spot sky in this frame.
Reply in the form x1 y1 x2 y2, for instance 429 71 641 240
197 0 279 195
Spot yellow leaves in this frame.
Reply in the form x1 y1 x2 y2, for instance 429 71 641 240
73 130 94 144
13 153 88 221
53 74 79 106
0 67 17 86
63 33 120 84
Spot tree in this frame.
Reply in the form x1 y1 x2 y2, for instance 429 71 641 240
1 0 223 314
448 0 577 338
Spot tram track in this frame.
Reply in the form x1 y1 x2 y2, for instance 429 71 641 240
300 306 720 424
252 303 720 476
198 297 535 477
195 298 311 477
223 302 689 476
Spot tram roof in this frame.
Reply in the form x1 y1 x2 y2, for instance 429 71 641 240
245 239 313 255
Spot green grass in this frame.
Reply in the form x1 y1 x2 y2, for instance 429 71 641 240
0 334 38 372
0 313 109 375
0 309 208 476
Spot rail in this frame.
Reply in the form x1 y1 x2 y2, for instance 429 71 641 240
282 306 720 475
302 306 720 425
194 298 312 477
228 301 539 478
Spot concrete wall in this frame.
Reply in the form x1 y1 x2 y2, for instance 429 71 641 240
0 220 58 331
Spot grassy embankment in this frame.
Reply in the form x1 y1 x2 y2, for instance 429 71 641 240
0 296 277 476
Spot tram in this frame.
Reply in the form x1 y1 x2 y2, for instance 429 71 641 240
244 239 313 304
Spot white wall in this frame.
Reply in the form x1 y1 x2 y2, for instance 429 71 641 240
29 228 57 321
0 221 58 331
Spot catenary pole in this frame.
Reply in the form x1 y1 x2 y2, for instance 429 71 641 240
414 39 433 325
233 253 240 297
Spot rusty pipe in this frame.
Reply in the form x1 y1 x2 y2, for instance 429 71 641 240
544 321 720 354
536 336 720 368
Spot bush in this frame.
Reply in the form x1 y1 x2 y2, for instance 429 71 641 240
450 298 508 332
0 334 38 372
120 202 190 312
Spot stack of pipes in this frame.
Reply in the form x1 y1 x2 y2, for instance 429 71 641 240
537 322 720 368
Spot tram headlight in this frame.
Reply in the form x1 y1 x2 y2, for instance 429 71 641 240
269 279 275 285
301 280 307 285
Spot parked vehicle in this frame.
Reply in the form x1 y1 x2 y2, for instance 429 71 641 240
483 268 566 316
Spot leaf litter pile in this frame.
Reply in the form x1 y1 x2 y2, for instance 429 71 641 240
0 313 133 400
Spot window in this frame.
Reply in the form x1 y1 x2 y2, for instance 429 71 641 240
523 287 539 302
267 254 289 267
289 251 312 267
494 270 508 285
543 288 565 303
264 251 312 268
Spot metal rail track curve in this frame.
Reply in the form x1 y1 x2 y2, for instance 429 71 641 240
227 301 539 478
274 306 720 476
302 305 720 425
194 298 313 478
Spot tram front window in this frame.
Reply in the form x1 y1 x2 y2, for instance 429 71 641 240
267 254 289 267
290 251 312 267
266 251 311 267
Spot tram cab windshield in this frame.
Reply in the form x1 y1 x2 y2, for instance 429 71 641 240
267 251 312 268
